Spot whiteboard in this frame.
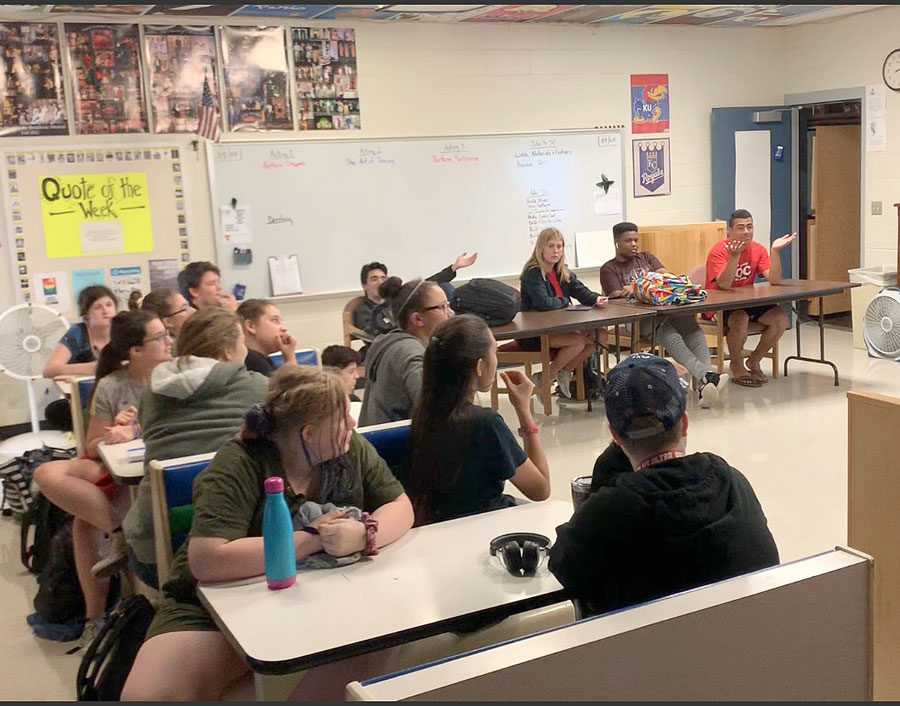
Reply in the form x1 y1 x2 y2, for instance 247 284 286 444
206 130 625 298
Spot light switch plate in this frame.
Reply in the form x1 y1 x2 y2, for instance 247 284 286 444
872 201 883 215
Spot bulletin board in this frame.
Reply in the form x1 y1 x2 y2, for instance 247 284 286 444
1 144 190 318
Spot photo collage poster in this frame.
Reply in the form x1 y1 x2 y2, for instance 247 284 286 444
144 25 219 134
221 25 292 132
292 26 359 130
0 23 68 136
64 23 147 134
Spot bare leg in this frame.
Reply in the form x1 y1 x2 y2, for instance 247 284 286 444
545 332 590 378
289 647 400 701
746 306 788 381
122 630 250 701
33 458 119 534
725 310 750 379
72 517 110 620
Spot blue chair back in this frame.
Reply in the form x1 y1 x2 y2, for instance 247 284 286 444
78 378 95 409
268 348 319 368
360 420 411 475
162 458 213 553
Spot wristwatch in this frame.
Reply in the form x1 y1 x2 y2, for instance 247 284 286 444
360 512 379 556
518 424 540 437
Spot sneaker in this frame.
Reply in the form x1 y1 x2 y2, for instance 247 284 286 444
69 618 104 654
91 529 129 578
556 370 573 399
698 372 729 409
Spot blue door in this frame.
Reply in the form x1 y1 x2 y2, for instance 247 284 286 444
711 106 794 278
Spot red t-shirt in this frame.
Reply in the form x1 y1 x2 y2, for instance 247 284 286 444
705 239 771 291
547 268 564 298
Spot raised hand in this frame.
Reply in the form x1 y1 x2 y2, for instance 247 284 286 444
771 232 797 251
500 369 535 411
723 239 748 256
453 251 478 271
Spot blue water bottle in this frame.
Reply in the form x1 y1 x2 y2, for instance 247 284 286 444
262 476 296 590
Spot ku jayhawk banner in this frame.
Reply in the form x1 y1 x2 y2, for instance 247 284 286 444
630 74 669 134
633 139 671 198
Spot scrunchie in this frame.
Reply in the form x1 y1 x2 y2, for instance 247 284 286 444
244 403 273 435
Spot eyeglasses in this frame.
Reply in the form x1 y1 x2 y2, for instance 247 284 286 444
166 302 191 317
420 302 452 313
142 331 172 345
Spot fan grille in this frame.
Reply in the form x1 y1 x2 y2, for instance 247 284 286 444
0 304 69 380
864 293 900 357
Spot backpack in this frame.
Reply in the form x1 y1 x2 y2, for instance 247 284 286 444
22 491 71 575
33 517 86 625
451 278 521 326
1 444 75 517
631 271 707 306
76 594 156 701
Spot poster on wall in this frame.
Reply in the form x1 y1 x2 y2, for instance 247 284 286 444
32 271 70 311
65 23 148 134
630 73 669 134
38 171 154 257
0 23 68 136
144 25 219 134
110 265 143 302
221 25 293 132
633 138 671 197
291 26 359 130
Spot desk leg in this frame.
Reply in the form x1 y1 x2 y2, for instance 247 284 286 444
615 325 621 363
782 296 840 386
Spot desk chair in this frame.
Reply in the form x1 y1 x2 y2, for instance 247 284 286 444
56 375 95 456
268 347 320 367
343 296 374 348
149 453 215 587
687 265 778 377
359 419 411 477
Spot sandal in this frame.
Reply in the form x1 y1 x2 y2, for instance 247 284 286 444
747 368 769 384
731 375 763 388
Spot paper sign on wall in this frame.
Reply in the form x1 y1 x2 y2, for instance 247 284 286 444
149 258 179 291
220 205 252 245
71 268 106 298
38 172 154 258
110 266 143 303
33 271 70 311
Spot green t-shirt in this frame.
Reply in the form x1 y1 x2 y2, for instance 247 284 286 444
161 430 405 606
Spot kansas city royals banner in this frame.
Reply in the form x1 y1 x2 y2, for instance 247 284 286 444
632 139 671 198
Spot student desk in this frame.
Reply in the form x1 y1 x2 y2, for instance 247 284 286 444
197 500 574 698
626 280 859 386
98 439 145 485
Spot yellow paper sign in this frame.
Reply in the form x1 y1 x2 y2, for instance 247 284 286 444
38 172 154 258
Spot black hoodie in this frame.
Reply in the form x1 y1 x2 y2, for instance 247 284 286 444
549 451 779 618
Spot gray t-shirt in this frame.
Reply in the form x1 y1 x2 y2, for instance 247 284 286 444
90 367 144 421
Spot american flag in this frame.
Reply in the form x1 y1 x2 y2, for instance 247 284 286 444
197 75 221 143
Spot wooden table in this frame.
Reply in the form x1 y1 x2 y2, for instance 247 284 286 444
626 280 859 386
197 501 574 695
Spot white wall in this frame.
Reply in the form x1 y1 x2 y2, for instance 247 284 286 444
781 5 899 269
2 11 889 425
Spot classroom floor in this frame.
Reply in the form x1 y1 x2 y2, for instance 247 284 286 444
2 322 899 701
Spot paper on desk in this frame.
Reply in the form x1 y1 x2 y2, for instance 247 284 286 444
268 254 303 296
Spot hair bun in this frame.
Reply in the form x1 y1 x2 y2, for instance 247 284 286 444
379 276 404 300
244 403 273 435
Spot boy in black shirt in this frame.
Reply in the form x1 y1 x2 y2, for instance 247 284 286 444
549 353 778 619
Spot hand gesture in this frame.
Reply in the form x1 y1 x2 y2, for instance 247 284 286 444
104 423 135 445
723 239 748 257
500 369 535 411
318 518 367 557
593 296 609 309
114 405 138 426
453 251 478 271
278 331 297 358
218 293 238 312
771 232 797 251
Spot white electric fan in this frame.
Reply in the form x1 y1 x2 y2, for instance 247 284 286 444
863 287 900 361
0 303 74 458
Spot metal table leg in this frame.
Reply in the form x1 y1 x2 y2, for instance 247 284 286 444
782 296 840 386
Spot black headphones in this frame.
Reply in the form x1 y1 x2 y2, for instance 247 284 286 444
489 533 551 577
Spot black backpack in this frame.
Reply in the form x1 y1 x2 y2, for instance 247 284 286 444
33 517 86 625
22 492 71 575
1 444 75 517
451 278 521 326
76 594 156 701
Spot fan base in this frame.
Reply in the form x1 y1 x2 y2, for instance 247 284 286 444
0 430 74 462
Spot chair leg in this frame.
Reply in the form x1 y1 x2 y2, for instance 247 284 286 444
770 340 779 378
574 365 586 401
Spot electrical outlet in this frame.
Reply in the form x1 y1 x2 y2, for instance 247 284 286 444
872 201 883 215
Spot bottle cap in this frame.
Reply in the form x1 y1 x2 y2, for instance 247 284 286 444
264 476 284 494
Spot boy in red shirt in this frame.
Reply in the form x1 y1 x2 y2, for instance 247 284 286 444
705 209 795 387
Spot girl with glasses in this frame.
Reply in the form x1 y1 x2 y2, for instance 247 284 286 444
138 288 195 343
34 310 172 648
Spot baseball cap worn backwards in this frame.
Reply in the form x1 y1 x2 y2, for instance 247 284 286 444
604 353 686 440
